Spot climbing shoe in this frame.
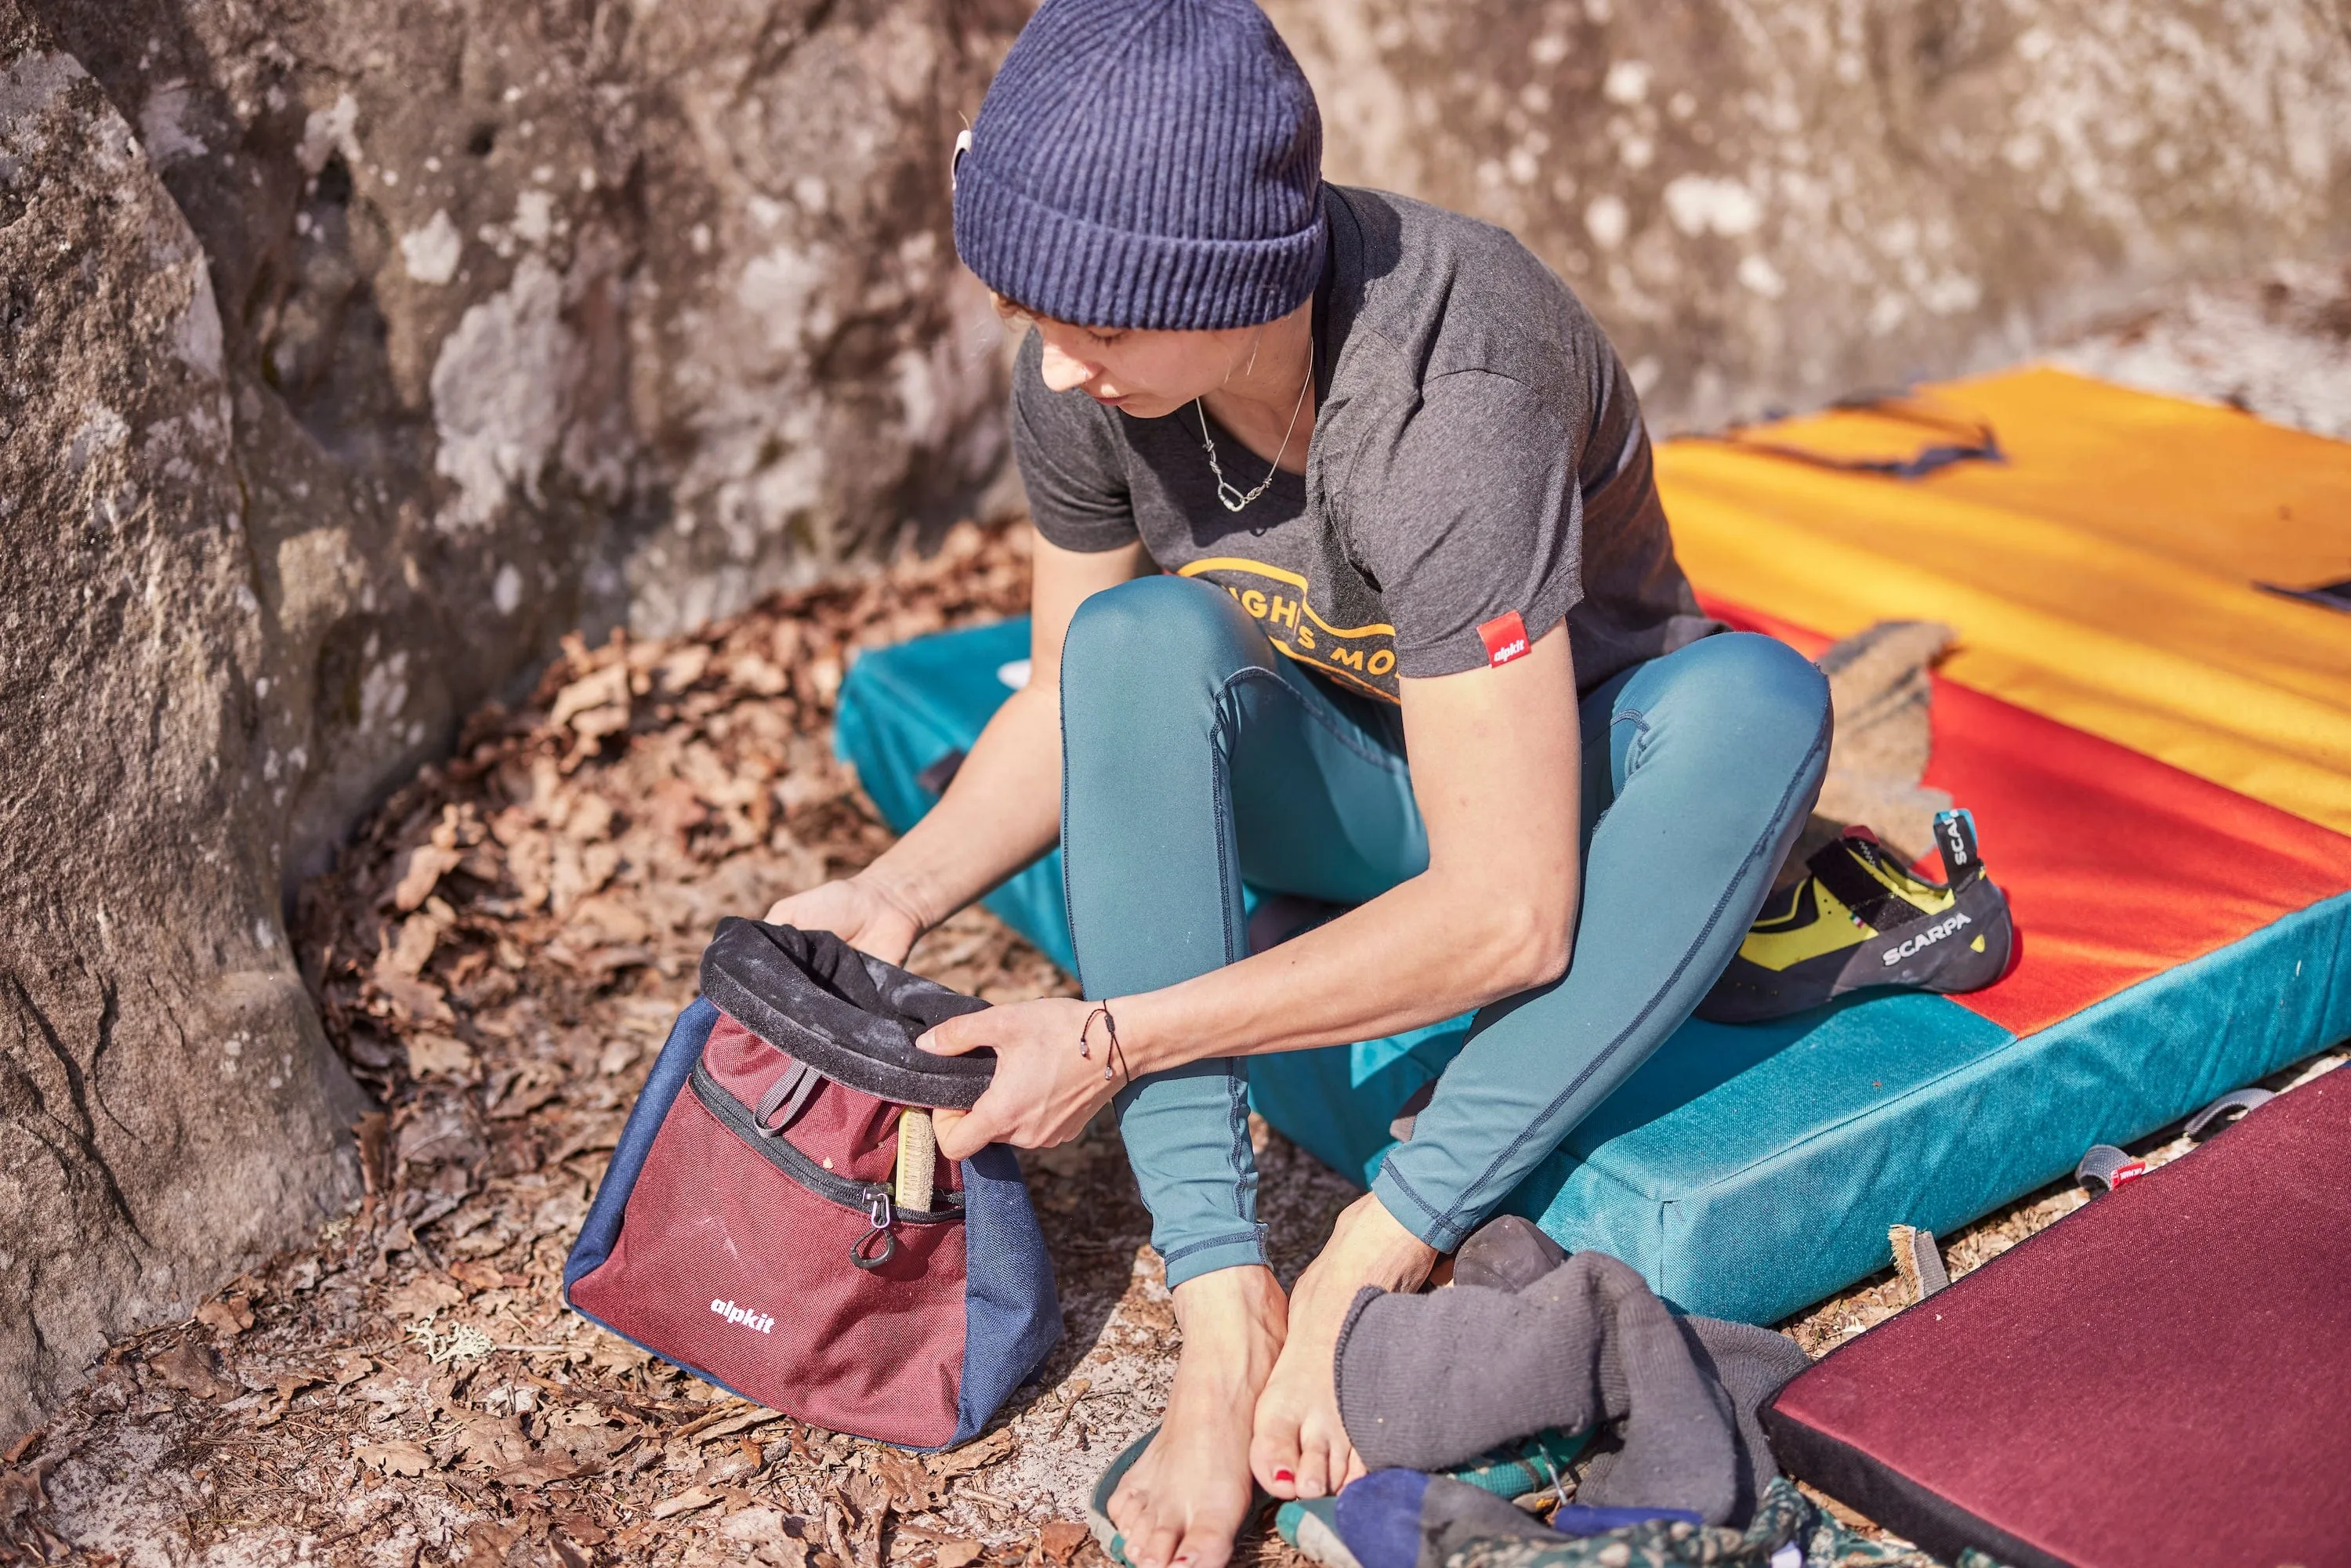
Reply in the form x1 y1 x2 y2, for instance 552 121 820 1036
1697 809 2012 1023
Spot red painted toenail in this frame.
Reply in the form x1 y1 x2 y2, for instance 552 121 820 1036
1273 1468 1295 1484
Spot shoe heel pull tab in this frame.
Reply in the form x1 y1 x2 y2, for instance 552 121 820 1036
1934 808 1982 886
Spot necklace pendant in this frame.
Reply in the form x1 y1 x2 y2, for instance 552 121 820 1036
1215 478 1252 513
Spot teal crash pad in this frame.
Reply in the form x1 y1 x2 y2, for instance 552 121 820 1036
835 619 2351 1324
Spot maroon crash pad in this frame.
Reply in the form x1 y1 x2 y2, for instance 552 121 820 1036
1764 1065 2351 1568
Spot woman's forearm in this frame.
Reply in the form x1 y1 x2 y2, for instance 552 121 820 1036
855 682 1063 928
856 531 1150 938
1111 865 1579 1075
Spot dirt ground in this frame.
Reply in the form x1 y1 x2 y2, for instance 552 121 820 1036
9 277 2348 1561
1 521 1371 1568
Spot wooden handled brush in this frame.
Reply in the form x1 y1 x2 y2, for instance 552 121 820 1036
894 1108 936 1212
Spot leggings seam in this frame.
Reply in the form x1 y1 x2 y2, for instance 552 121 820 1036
1159 1228 1269 1269
1223 665 1411 777
1212 698 1241 979
1205 664 1398 1232
1377 1161 1444 1226
1612 708 1653 772
1060 626 1085 997
1422 703 1834 1238
1226 1065 1256 1228
1210 675 1259 1232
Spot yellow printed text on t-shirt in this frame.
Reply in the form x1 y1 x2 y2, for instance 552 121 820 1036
1176 557 1400 701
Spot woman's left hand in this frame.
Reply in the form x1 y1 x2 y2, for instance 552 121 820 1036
918 997 1124 1161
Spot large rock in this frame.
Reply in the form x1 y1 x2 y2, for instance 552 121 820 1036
0 0 1022 1432
0 20 366 1438
25 0 1023 891
1263 0 2351 429
5 0 2346 1436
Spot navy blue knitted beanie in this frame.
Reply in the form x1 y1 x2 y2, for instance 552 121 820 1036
953 0 1326 331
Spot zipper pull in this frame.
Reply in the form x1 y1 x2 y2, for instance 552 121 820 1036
850 1185 898 1270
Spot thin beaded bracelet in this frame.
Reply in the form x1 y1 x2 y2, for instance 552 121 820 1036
1078 1003 1132 1088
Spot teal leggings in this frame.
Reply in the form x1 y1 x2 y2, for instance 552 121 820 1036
1060 576 1830 1287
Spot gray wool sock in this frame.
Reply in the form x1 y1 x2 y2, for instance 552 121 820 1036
1683 1317 1811 1519
1450 1215 1568 1292
1334 1252 1734 1523
1334 1251 1805 1528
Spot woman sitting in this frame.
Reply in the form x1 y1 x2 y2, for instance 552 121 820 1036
766 2 1829 1564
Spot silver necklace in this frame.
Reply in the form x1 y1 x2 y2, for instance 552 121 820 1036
1194 344 1313 514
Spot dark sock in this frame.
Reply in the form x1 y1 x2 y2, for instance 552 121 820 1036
1683 1318 1811 1522
1335 1251 1804 1526
1451 1215 1567 1292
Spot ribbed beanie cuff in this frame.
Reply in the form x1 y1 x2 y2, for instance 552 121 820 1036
955 164 1324 331
953 0 1328 331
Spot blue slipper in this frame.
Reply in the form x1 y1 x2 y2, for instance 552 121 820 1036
1085 1426 1157 1568
1096 1425 1596 1568
1085 1428 1276 1568
1331 1470 1701 1568
1274 1498 1360 1568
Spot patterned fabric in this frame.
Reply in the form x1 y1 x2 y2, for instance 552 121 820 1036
1440 1479 2010 1568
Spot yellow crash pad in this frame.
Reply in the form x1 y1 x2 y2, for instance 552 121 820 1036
1657 367 2351 835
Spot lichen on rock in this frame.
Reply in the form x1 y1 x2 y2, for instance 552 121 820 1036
1264 0 2351 431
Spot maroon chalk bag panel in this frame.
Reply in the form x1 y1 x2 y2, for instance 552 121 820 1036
563 922 1061 1449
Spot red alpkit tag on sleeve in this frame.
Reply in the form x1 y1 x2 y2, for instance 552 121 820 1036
1478 611 1531 668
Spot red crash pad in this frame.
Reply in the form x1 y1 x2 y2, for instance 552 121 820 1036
1703 595 2351 1037
1762 1066 2351 1567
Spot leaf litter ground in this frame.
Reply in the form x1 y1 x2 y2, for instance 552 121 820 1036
6 518 2340 1567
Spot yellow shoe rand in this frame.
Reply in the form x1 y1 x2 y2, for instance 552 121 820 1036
1734 842 1958 975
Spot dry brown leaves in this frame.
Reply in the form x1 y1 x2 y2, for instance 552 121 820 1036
0 1450 67 1566
4 521 1125 1567
25 500 2262 1562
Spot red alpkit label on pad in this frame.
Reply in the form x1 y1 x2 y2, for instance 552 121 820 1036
1479 611 1531 668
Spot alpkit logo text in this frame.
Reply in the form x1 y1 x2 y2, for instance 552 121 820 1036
711 1298 775 1334
1478 610 1531 668
1882 909 1971 966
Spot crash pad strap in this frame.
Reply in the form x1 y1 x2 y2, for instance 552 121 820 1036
1701 393 2003 480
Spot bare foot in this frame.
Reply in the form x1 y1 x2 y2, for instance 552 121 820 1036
1108 1266 1287 1568
1249 1193 1437 1500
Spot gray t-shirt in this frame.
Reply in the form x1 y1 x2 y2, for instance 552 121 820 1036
1012 184 1719 703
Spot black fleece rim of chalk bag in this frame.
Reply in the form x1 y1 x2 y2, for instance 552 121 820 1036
697 917 998 1109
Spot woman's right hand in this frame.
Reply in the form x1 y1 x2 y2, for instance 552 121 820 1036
762 873 928 968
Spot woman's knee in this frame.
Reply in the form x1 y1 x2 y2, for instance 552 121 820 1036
1680 632 1827 726
1627 632 1831 782
1061 574 1270 702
